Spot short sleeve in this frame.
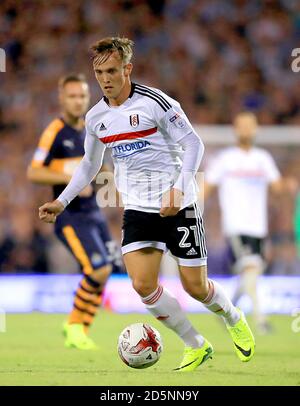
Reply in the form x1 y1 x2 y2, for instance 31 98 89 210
148 89 197 143
30 119 64 168
205 154 224 186
262 151 281 183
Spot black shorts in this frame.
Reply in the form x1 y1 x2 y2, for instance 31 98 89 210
227 235 265 273
121 203 207 267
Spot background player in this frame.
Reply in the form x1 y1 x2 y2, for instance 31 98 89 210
38 37 255 371
204 111 297 333
27 74 122 349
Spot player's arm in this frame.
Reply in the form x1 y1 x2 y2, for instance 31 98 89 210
28 162 110 189
269 177 298 195
27 165 72 185
39 125 106 223
28 164 96 198
157 105 204 217
28 120 71 185
203 182 217 201
202 154 224 201
161 132 204 217
259 151 298 195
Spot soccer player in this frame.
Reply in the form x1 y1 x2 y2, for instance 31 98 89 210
204 112 297 333
28 74 123 350
38 37 255 371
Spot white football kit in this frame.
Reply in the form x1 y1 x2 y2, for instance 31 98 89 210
206 146 281 238
57 83 207 265
58 83 204 213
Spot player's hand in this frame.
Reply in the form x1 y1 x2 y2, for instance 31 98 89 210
39 200 65 223
160 188 183 217
79 184 93 197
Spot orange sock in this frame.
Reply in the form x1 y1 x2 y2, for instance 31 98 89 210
68 275 102 326
83 292 103 334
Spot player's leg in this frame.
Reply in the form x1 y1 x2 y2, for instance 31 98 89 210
81 218 123 333
96 217 124 274
231 279 244 307
239 264 270 333
168 204 239 324
123 247 212 371
121 209 211 371
60 223 112 324
230 236 270 333
179 264 255 362
226 240 245 306
55 217 112 349
78 264 111 335
179 265 239 324
64 267 111 350
168 204 255 362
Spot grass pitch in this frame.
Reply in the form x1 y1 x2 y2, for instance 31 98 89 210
0 312 299 386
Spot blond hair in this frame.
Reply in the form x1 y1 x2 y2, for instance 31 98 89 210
90 37 134 66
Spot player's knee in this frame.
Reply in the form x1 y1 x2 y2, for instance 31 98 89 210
132 279 157 298
183 280 209 300
90 264 112 284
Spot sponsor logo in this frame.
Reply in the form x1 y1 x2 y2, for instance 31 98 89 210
186 247 198 256
129 114 139 128
99 123 107 131
112 140 150 158
169 113 180 123
91 252 103 266
169 112 186 128
33 147 47 162
174 358 199 370
234 343 251 357
175 118 186 128
63 139 75 149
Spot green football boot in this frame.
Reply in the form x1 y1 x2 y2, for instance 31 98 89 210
63 323 98 350
174 339 214 372
227 308 255 362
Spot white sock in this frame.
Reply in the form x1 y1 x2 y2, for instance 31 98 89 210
202 279 240 327
242 268 266 325
231 277 244 306
141 285 205 348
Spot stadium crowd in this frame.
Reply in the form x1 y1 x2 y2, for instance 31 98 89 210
0 0 299 274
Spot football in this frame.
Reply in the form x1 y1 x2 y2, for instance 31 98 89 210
118 323 163 369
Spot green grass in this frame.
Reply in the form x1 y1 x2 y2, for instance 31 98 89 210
0 312 299 386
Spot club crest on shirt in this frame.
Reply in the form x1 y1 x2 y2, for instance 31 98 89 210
129 114 139 128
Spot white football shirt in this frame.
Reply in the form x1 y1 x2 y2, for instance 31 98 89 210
205 146 281 237
58 83 204 213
